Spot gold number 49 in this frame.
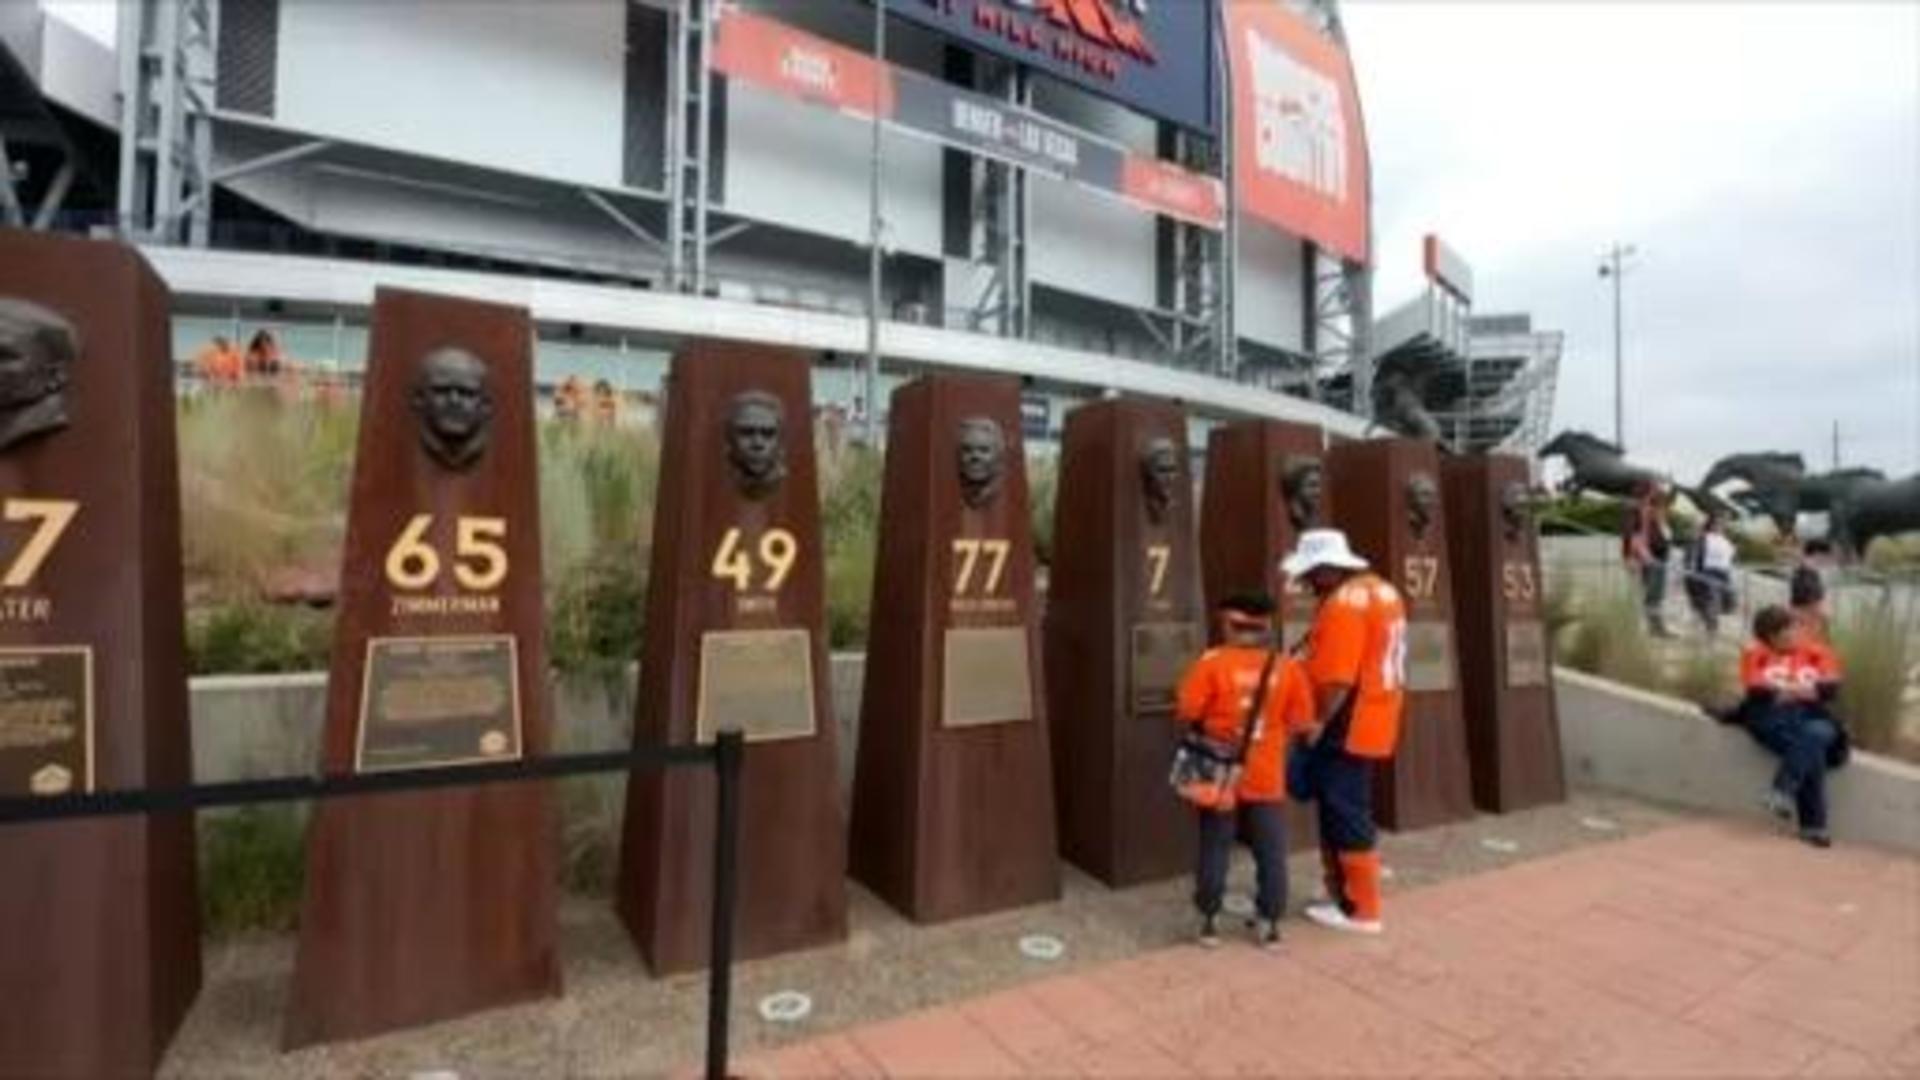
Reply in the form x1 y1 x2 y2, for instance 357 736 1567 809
1 498 79 588
384 514 509 592
711 527 798 592
952 538 1010 595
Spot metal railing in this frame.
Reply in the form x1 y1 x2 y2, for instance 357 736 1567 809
0 730 748 1080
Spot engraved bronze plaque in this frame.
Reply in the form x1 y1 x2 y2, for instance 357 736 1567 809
0 646 93 797
695 628 817 744
355 635 523 772
1505 619 1549 688
942 626 1034 728
1405 620 1456 693
1131 622 1201 713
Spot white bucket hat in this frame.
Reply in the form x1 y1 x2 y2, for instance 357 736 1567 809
1280 528 1369 578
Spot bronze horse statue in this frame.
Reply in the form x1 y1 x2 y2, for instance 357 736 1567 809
1837 473 1920 555
1699 451 1886 539
1538 430 1663 499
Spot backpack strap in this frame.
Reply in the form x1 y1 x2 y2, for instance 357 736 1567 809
1234 649 1281 765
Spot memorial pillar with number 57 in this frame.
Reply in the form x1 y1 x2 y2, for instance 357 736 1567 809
617 342 847 973
285 287 559 1047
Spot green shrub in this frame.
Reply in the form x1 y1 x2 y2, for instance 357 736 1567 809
186 603 333 675
558 776 623 896
548 557 646 683
1667 641 1737 707
820 446 883 649
1729 528 1782 567
200 807 306 934
1028 453 1058 567
1536 494 1625 538
1557 584 1663 692
1863 534 1920 574
1831 595 1916 755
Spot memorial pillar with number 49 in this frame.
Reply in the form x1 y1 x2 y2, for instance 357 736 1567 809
0 231 201 1078
617 342 847 974
285 287 559 1047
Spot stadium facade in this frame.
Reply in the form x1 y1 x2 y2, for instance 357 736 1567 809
1 0 1552 447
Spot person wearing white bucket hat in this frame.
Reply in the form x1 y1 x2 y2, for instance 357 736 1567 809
1282 528 1408 936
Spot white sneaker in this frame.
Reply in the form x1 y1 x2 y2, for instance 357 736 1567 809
1304 902 1382 935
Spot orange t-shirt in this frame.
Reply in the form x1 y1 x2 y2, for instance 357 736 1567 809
1304 572 1409 759
1175 645 1314 802
1741 640 1841 698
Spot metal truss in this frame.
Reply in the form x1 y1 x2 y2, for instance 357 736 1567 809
960 61 1029 337
116 0 218 244
1168 128 1225 373
666 0 715 293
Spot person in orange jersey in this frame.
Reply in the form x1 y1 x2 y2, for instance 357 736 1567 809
1175 590 1315 949
1283 528 1407 936
1717 604 1847 847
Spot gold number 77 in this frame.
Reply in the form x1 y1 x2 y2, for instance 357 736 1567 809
952 538 1010 594
2 499 79 588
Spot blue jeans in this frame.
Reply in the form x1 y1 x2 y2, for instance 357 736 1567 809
1746 702 1837 831
1195 801 1288 921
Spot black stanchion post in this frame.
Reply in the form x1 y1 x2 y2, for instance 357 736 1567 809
705 729 746 1080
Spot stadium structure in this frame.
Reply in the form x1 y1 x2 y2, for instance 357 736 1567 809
0 0 1554 448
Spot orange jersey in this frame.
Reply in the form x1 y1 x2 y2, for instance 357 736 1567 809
1741 641 1841 697
1304 572 1408 759
1175 645 1314 802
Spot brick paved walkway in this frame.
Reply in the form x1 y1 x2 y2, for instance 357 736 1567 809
734 822 1919 1077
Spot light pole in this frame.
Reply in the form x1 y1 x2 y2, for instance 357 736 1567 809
1597 242 1636 449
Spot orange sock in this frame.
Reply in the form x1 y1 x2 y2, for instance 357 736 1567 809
1338 851 1382 922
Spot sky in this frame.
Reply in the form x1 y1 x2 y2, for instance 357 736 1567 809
1342 0 1920 482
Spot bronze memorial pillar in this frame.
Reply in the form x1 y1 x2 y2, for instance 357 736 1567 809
1327 438 1475 831
851 375 1059 922
1443 453 1566 812
285 287 559 1047
617 342 847 973
1199 418 1330 847
0 231 201 1077
1046 399 1202 886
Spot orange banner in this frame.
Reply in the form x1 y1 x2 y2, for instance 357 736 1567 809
1224 3 1370 263
711 5 895 118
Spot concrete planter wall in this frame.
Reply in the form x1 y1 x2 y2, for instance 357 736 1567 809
189 658 1920 856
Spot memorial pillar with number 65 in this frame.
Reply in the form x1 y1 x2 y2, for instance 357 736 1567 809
852 375 1060 922
285 287 559 1047
0 231 201 1078
1327 439 1476 831
617 342 847 973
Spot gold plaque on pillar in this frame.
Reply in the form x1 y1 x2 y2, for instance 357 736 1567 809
942 626 1033 728
1405 620 1456 693
1505 619 1549 688
696 628 817 744
0 646 94 797
356 635 523 773
1131 622 1200 713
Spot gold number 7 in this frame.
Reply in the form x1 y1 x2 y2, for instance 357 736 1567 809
1146 544 1170 596
3 499 79 588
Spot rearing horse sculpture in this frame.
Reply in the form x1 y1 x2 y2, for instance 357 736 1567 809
1837 473 1919 555
1700 451 1808 535
1538 430 1662 499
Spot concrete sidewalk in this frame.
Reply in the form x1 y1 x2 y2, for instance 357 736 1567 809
735 822 1919 1078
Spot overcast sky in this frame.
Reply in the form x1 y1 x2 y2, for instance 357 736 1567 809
1343 0 1920 481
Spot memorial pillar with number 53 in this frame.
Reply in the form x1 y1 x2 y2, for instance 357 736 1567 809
285 287 559 1047
1327 439 1476 831
617 342 847 973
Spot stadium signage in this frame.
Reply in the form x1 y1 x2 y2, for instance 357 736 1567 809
715 6 1223 228
1224 2 1371 263
1423 234 1474 303
890 0 1216 133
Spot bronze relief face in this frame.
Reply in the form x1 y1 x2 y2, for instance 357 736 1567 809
410 346 494 471
1281 454 1325 532
1139 436 1180 525
956 416 1006 510
1406 470 1440 542
0 298 79 453
725 389 787 499
1500 480 1532 545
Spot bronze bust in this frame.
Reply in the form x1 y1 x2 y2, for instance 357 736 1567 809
1139 436 1180 524
1281 454 1325 532
1499 480 1532 545
725 390 787 499
1407 470 1440 542
0 298 79 453
410 346 493 471
956 416 1006 510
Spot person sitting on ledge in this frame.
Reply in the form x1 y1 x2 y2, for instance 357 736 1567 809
1174 590 1314 950
1710 604 1849 848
